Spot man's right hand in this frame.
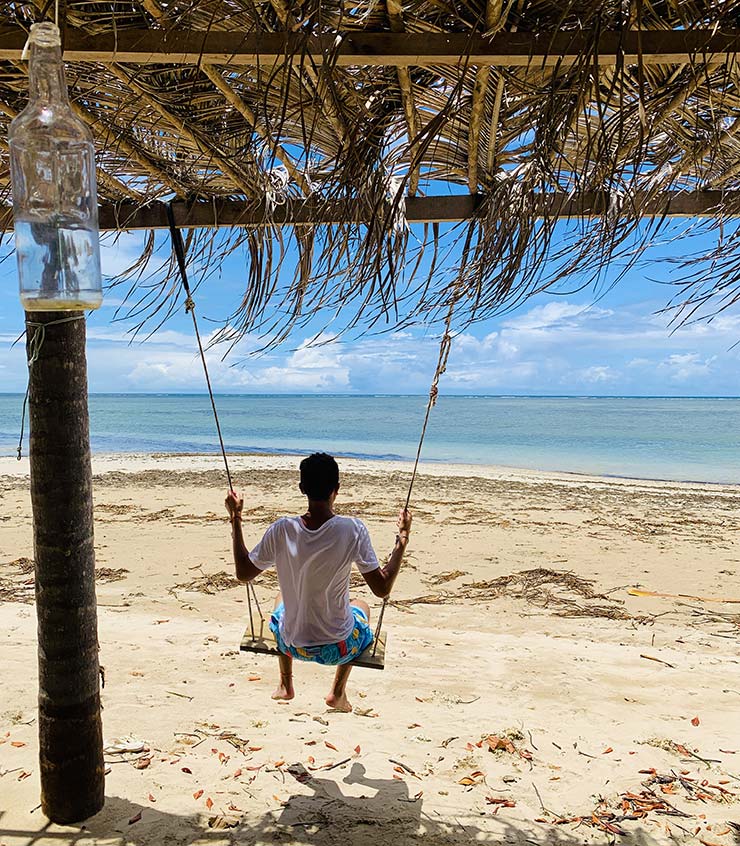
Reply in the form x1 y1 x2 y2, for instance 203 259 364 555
225 490 243 523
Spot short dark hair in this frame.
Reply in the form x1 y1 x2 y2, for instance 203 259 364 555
300 453 339 501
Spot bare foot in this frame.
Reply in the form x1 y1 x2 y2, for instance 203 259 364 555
325 692 352 712
272 676 295 701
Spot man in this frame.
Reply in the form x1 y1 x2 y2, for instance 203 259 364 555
225 452 412 712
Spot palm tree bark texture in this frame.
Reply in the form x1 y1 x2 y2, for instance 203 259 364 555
25 310 105 823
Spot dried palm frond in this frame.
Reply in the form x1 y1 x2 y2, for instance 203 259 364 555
2 0 740 343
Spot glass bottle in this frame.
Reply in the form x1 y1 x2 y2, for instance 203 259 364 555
9 22 103 310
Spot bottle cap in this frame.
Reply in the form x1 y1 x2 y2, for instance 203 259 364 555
29 22 61 48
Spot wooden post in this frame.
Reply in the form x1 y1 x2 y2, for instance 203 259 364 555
26 310 105 824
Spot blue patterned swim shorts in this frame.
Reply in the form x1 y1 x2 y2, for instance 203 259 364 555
269 604 373 665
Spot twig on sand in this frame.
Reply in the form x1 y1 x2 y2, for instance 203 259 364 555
639 785 692 818
166 690 194 701
669 821 695 837
324 757 352 771
679 748 720 768
387 600 414 614
531 782 559 817
390 758 419 777
640 654 676 669
605 584 633 596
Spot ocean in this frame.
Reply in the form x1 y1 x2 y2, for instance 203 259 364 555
1 393 739 484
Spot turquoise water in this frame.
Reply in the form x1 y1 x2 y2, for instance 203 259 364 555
1 394 739 484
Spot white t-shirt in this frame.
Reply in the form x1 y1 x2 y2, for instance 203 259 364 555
250 515 379 647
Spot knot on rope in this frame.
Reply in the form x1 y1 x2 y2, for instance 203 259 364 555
438 332 452 373
26 322 47 369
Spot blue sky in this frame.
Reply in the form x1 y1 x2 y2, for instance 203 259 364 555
1 222 740 396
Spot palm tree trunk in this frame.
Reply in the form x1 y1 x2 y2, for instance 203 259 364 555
26 310 104 823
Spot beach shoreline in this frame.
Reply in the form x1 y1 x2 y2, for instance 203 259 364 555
2 451 739 845
4 393 740 485
2 451 739 494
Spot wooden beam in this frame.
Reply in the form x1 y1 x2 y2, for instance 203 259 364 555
90 195 482 229
387 0 421 196
0 190 734 232
2 27 740 66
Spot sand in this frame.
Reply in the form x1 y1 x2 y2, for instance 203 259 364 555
1 453 739 846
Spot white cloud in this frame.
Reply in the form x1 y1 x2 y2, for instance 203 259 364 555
446 360 538 387
503 302 613 331
578 365 618 384
1 291 739 395
658 353 715 383
443 298 740 394
86 326 199 347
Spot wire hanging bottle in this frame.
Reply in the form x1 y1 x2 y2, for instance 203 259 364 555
9 22 103 311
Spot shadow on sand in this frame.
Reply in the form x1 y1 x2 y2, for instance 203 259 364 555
1 762 670 846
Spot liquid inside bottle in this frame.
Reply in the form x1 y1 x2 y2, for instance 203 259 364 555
14 218 102 310
9 23 103 311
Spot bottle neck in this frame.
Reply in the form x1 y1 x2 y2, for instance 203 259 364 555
28 41 69 104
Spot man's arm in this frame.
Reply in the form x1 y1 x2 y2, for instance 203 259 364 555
362 508 412 598
225 491 262 583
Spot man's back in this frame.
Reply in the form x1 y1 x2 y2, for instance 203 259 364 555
250 515 378 647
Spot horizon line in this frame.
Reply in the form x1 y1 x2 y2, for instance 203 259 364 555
2 392 740 400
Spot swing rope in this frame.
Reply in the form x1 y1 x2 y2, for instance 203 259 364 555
166 203 457 657
166 203 264 630
371 292 458 652
166 204 233 492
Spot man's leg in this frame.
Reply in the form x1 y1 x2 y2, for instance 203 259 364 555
351 598 371 622
325 599 371 712
272 652 294 701
326 663 353 712
271 592 295 701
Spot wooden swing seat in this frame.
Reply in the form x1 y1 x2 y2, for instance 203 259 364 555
240 621 387 670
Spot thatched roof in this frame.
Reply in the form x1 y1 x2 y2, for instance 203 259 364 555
2 1 740 340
